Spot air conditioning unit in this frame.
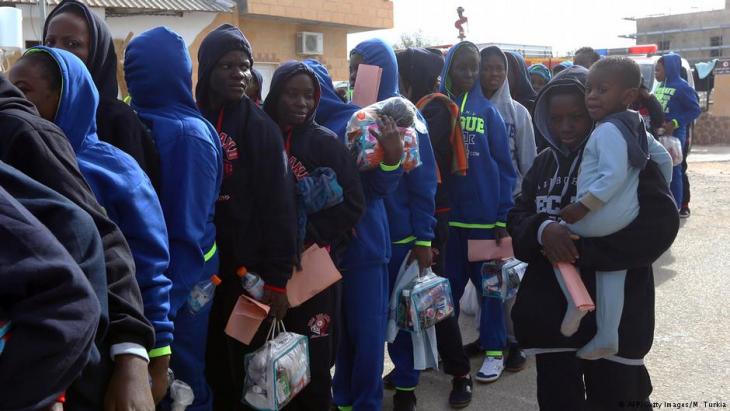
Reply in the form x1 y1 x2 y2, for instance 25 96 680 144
297 32 324 55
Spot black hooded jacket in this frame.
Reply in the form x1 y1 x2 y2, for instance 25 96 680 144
507 67 679 360
0 183 100 411
0 75 153 350
44 0 160 190
196 25 297 288
263 61 365 263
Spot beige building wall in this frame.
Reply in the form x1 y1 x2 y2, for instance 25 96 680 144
245 0 393 30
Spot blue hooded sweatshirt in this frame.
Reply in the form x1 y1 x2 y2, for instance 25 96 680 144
30 46 174 349
303 59 403 269
654 53 701 136
440 42 517 239
353 39 437 246
124 27 223 315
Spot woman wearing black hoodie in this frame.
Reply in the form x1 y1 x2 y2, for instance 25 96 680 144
195 25 299 410
43 0 160 189
263 60 365 411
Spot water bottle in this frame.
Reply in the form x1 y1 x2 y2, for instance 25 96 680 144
170 379 195 411
237 266 264 300
188 274 222 314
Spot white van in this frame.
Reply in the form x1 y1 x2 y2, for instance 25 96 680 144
630 55 695 92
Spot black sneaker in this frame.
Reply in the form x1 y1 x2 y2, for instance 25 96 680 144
505 342 527 372
449 375 473 409
383 369 395 390
463 339 483 358
393 390 417 411
679 207 690 219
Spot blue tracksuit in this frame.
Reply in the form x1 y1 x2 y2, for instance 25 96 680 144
35 47 174 350
305 58 403 411
125 28 222 410
353 39 439 390
653 53 701 208
440 42 517 352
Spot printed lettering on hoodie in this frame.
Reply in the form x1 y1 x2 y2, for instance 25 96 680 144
535 175 577 216
219 131 239 177
653 86 676 112
460 110 485 158
288 154 309 182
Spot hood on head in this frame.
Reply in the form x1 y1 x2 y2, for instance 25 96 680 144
44 0 118 100
504 51 537 105
263 61 321 126
250 67 263 101
659 53 683 83
480 46 512 104
533 65 592 155
302 59 359 137
352 38 399 101
396 47 444 103
0 74 40 116
529 63 552 82
124 27 196 111
195 24 253 107
25 46 99 152
439 41 482 97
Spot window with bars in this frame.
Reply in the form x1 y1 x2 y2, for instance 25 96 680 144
711 36 723 57
658 40 671 51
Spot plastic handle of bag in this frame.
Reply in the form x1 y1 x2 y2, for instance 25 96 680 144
265 319 278 341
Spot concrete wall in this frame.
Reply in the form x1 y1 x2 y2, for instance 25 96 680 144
245 0 393 30
694 112 730 145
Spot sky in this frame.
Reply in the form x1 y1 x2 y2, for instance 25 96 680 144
347 0 725 56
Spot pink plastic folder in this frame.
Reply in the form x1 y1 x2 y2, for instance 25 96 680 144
555 262 595 312
225 295 270 345
467 238 514 262
287 244 342 307
351 64 382 108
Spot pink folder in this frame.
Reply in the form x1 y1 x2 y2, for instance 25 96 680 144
467 238 514 262
555 262 595 312
351 64 382 108
287 244 342 307
225 295 270 345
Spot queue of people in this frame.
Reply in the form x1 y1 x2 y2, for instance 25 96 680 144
0 4 689 409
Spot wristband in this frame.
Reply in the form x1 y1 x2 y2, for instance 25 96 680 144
414 240 432 247
149 346 172 358
379 160 402 172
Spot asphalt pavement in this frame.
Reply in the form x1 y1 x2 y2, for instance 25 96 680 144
381 145 730 410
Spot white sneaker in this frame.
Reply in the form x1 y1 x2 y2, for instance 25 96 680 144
475 356 504 383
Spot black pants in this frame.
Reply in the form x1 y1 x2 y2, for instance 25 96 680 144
433 212 470 378
208 281 339 411
535 352 653 411
681 130 691 207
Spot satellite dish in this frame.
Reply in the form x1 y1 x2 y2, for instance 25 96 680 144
0 7 23 50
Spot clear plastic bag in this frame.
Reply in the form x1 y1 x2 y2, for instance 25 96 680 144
242 322 311 410
346 97 425 172
659 136 683 166
480 258 528 300
396 270 455 333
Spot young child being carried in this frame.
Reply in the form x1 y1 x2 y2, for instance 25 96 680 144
556 57 672 360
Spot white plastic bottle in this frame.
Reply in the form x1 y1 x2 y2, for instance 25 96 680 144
187 274 222 314
170 379 195 411
237 266 265 300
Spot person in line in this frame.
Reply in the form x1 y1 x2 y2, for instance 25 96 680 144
528 63 552 93
509 66 679 410
246 67 263 106
478 46 537 372
305 58 404 411
504 51 538 113
191 25 296 410
125 27 223 411
0 74 154 410
653 53 701 211
0 179 100 411
10 46 173 404
263 60 366 410
678 65 698 219
351 38 438 411
43 0 160 189
574 47 601 69
554 57 672 359
394 46 474 409
552 60 573 77
630 80 664 137
440 41 517 384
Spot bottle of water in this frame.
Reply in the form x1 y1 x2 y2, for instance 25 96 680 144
237 266 265 300
170 379 195 411
188 274 222 314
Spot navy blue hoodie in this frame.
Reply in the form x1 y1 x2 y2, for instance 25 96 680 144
353 39 438 247
0 180 99 411
440 42 516 239
31 46 174 349
263 61 365 259
654 53 701 133
125 27 223 314
304 59 403 268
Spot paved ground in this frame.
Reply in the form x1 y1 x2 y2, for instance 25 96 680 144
381 146 730 410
